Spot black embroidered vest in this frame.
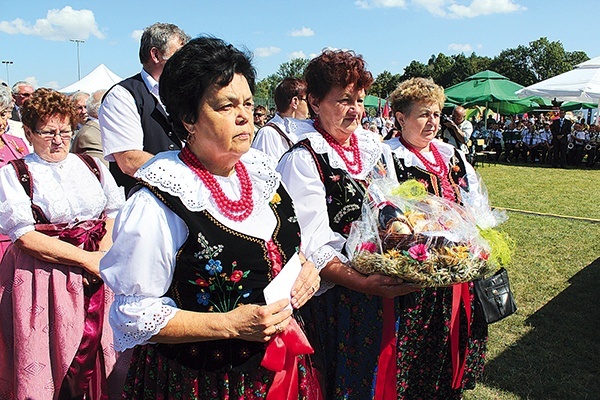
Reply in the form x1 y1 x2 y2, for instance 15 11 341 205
143 182 301 372
391 147 470 202
293 139 367 237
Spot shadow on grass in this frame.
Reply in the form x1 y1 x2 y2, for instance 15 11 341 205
482 258 600 400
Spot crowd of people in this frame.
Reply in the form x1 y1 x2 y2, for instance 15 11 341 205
0 20 591 400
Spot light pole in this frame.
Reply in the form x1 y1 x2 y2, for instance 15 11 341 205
1 60 12 85
70 39 85 80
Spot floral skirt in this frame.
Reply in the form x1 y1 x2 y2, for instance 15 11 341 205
395 283 488 400
122 343 322 399
300 285 387 399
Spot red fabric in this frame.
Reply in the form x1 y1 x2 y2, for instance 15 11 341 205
35 219 108 398
36 217 107 252
261 319 316 400
374 297 397 399
383 102 390 119
450 282 472 389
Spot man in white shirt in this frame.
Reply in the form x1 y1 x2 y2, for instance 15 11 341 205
441 105 473 153
99 22 189 194
252 77 309 160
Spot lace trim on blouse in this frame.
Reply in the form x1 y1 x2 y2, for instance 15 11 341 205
388 138 458 168
135 149 280 214
297 125 383 180
110 295 178 351
309 244 349 296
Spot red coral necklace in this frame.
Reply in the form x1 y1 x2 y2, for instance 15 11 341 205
179 146 254 221
314 119 363 175
400 137 456 202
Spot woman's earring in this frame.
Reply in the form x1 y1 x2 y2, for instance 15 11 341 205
187 132 195 145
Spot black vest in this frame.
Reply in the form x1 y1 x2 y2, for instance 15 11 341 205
143 182 301 372
293 139 367 237
109 74 182 194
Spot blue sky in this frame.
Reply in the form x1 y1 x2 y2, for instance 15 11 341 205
1 0 599 90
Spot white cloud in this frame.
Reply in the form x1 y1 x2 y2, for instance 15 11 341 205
23 76 39 88
355 0 407 9
131 29 143 42
45 80 60 89
412 0 447 17
289 51 306 59
448 43 473 53
0 6 104 41
290 27 314 37
448 0 526 18
254 46 281 57
355 0 526 18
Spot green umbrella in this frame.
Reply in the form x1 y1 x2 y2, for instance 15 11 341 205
445 70 536 128
364 94 384 108
445 70 525 105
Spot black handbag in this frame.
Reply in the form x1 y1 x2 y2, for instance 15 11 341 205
474 268 517 324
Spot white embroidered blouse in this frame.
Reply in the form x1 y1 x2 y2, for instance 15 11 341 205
100 149 285 351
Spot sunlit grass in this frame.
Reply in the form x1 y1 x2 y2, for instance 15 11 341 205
463 164 600 400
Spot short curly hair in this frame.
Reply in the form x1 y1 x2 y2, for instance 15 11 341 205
20 88 78 132
304 50 373 118
389 78 446 129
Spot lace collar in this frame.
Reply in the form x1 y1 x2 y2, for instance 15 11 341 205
387 138 456 168
296 121 382 180
135 149 280 213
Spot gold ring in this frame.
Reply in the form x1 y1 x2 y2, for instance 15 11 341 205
275 323 282 333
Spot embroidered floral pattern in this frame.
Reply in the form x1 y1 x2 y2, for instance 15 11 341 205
189 259 251 312
270 192 281 205
194 232 224 260
189 235 251 312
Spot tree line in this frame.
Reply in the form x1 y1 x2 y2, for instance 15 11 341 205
255 37 590 102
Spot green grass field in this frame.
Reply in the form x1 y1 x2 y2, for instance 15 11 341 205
463 164 600 400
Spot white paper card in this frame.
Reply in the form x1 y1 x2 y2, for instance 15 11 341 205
263 252 302 311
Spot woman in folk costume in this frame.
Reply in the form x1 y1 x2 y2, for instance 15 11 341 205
385 77 489 399
100 37 322 399
277 50 416 399
0 88 126 399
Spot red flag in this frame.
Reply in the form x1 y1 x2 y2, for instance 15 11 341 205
382 101 390 119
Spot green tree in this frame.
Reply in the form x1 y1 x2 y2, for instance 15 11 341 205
370 70 402 98
429 53 454 87
566 51 589 67
254 74 279 105
400 60 431 81
489 46 536 86
275 58 309 80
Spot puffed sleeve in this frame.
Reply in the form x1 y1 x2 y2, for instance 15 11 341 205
277 148 349 294
0 163 36 241
100 187 189 351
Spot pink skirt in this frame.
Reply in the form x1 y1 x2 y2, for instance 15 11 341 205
0 243 129 400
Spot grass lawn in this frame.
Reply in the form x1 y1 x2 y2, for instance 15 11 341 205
463 164 600 400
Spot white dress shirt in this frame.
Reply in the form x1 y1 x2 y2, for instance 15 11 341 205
99 69 162 162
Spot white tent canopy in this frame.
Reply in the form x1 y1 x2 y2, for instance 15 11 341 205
516 56 600 103
59 64 123 94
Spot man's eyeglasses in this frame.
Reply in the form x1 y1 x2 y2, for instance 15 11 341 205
17 92 32 98
34 129 73 140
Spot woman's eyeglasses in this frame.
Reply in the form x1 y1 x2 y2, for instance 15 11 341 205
34 129 73 140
